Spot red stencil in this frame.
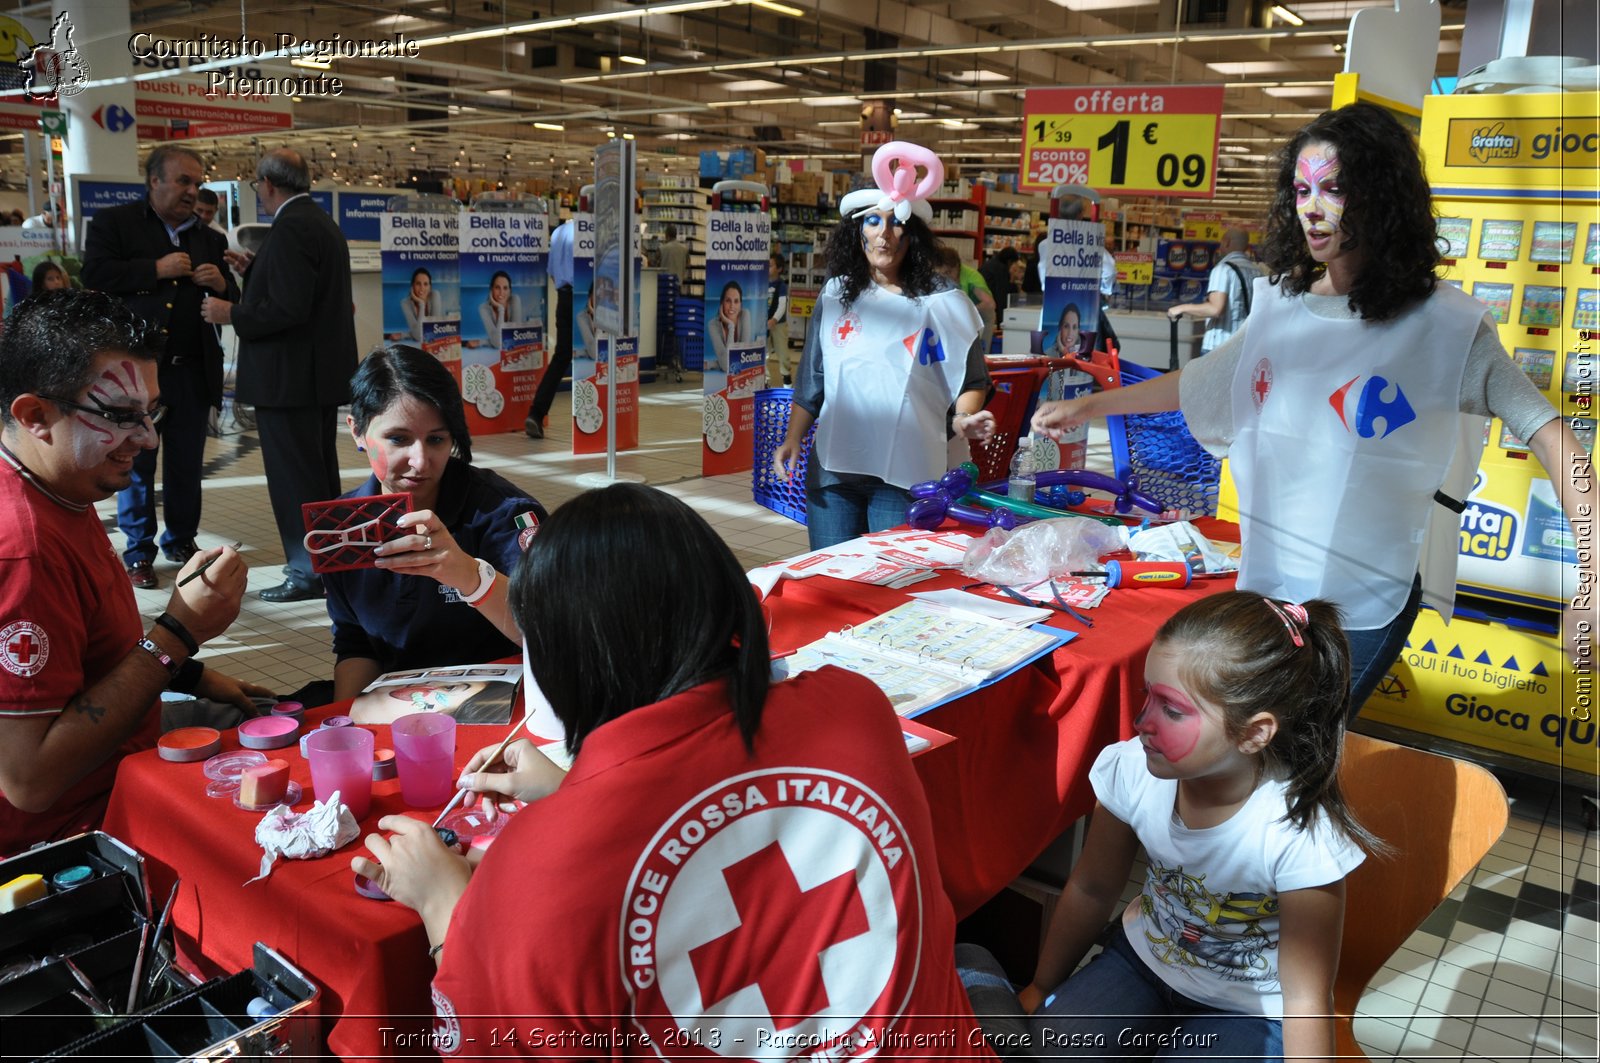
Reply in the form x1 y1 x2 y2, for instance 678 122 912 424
300 493 413 573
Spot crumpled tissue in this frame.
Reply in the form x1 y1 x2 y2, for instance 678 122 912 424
247 791 359 884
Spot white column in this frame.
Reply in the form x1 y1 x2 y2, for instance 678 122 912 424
55 0 139 245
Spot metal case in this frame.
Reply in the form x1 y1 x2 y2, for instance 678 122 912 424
1 832 320 1060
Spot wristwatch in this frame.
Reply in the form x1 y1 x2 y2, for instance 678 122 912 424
460 558 496 606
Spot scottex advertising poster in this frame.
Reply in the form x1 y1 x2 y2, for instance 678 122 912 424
1037 217 1104 470
458 208 549 435
702 209 771 474
569 211 640 454
381 208 460 366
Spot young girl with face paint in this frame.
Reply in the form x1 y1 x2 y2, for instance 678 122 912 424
1030 102 1591 713
1020 590 1376 1062
327 344 547 706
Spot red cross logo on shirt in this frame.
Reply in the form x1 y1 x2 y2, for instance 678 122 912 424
832 312 861 347
622 770 918 1059
0 621 49 677
689 841 869 1028
1250 357 1273 412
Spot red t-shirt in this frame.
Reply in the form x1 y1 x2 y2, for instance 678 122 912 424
430 666 992 1060
0 456 154 856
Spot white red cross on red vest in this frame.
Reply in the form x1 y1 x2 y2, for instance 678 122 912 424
687 840 869 1026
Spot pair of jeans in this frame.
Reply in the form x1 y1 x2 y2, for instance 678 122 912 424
118 359 208 565
805 476 911 550
1030 924 1283 1061
1346 573 1423 720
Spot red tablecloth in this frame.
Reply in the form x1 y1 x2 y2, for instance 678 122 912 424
102 523 1237 1060
765 559 1234 919
103 706 496 1060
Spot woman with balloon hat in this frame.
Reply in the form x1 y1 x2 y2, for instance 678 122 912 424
773 142 997 549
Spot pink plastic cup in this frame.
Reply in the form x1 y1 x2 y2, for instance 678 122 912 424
306 726 375 820
391 712 457 808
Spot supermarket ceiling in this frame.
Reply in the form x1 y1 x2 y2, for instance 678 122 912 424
71 0 1472 208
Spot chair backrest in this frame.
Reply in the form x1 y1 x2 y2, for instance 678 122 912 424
1333 732 1508 1057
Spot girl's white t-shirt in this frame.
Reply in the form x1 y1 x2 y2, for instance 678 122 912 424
1092 738 1367 1018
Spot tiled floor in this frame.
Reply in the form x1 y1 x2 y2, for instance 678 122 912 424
100 374 1599 1059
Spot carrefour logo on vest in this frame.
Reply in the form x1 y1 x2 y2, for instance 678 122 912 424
1329 375 1415 439
1460 500 1518 561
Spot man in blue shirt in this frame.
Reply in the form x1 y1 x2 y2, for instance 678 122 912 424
525 218 575 439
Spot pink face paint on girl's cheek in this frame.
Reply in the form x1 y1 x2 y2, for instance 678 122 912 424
362 436 390 481
1133 685 1203 762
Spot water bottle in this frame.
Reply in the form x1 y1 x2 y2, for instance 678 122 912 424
1008 438 1036 503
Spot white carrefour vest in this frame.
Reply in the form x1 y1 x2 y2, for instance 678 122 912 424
1230 280 1487 628
813 279 979 489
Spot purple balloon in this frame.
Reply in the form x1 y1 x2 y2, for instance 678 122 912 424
940 467 974 497
906 495 949 530
909 479 944 500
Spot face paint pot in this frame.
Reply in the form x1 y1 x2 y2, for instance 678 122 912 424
239 716 299 751
158 727 223 763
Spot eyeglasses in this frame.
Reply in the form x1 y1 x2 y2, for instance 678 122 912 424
249 179 261 191
40 394 167 431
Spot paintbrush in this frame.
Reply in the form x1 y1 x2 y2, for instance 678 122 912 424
177 542 243 588
136 879 180 1006
431 716 527 830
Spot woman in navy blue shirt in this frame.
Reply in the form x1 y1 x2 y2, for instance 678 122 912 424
327 344 546 702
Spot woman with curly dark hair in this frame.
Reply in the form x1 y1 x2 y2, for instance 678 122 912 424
773 142 996 548
1032 102 1587 714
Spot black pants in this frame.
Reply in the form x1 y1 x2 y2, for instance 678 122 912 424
528 283 573 423
255 404 342 586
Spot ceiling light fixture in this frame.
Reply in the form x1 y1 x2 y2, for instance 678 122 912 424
414 1 733 48
750 0 805 15
619 55 648 66
532 121 565 131
1270 5 1306 27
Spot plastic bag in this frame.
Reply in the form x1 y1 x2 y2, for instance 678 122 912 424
961 518 1129 587
1126 521 1238 574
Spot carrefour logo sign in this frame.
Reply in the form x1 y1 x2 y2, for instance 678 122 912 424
1460 500 1517 561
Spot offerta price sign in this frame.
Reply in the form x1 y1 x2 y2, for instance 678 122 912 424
1020 86 1223 197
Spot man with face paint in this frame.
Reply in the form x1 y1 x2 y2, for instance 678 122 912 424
0 290 267 856
1032 103 1589 715
83 145 237 589
202 148 358 602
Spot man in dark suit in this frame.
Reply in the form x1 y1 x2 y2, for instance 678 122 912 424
201 148 355 602
82 145 237 590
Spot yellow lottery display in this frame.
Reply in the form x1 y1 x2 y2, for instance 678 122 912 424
1419 91 1597 611
1362 90 1599 777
